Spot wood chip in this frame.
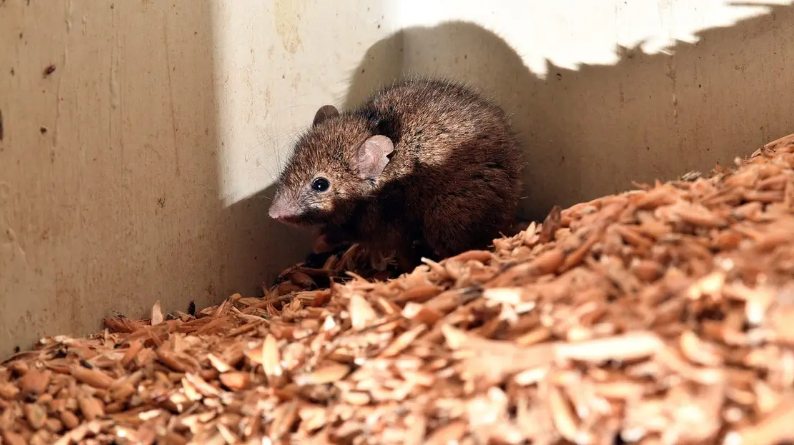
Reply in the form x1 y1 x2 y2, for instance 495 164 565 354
78 396 105 421
24 403 48 429
19 369 51 396
349 294 379 330
70 365 116 389
151 300 164 326
60 410 80 430
555 331 664 363
219 372 251 391
294 362 350 385
262 334 284 387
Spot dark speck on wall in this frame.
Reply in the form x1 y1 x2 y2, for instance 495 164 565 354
43 64 56 77
40 127 47 134
187 301 196 316
157 196 166 208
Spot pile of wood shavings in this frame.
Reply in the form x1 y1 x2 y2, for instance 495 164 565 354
4 135 794 445
267 242 398 299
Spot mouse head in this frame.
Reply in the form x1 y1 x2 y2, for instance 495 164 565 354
268 105 395 227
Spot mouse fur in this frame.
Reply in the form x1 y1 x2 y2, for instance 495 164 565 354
269 76 524 271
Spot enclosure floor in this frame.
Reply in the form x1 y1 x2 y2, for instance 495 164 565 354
3 134 794 445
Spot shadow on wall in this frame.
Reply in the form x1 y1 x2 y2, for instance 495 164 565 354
221 182 311 299
344 5 794 222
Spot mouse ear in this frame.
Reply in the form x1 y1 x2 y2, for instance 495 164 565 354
312 105 339 127
354 135 394 180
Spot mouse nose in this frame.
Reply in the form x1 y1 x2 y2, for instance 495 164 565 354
268 195 295 221
268 202 287 220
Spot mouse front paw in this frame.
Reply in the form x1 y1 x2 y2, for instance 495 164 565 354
311 233 333 254
312 227 349 254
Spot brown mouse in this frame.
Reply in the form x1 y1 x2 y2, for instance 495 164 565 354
268 77 524 272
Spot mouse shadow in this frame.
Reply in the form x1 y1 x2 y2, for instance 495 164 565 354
222 184 312 298
343 8 794 222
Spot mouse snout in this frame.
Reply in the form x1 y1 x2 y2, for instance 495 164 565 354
268 193 299 222
267 200 289 220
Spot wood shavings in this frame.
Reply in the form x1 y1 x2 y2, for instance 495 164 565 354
4 134 794 444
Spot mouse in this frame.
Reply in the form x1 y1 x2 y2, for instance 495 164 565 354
268 76 524 272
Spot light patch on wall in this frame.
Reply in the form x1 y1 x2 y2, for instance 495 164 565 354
394 0 793 78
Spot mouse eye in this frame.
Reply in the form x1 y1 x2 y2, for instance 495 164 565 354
311 177 330 192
